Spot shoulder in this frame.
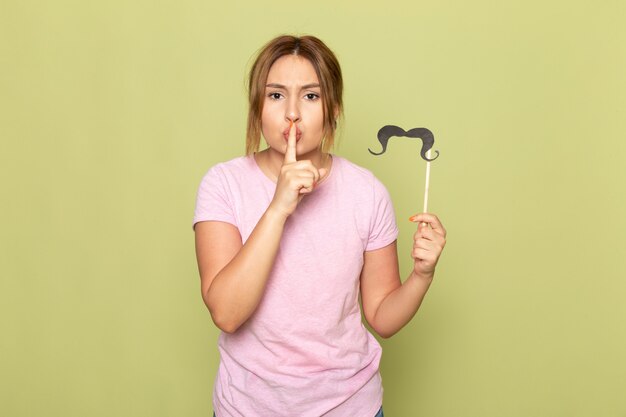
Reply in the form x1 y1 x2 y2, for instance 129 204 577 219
332 155 389 194
199 155 256 183
204 155 252 176
331 156 398 246
332 155 377 183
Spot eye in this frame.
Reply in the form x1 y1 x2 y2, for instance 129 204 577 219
304 93 320 101
268 92 283 100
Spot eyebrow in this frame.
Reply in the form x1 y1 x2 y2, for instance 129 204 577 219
265 83 321 90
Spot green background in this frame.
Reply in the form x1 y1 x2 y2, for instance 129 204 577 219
2 0 625 416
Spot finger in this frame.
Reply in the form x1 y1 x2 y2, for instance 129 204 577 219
414 227 433 242
318 167 327 181
415 228 445 250
299 182 315 194
284 121 297 164
414 221 432 235
409 213 447 237
412 248 435 262
290 172 316 194
294 160 321 185
414 224 442 244
414 236 436 251
412 244 440 263
291 169 316 183
414 225 443 243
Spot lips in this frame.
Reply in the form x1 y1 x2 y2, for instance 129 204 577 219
283 126 302 141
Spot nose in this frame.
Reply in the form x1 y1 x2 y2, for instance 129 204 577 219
285 96 301 124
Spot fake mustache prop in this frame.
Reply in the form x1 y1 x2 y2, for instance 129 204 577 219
368 125 439 162
369 124 440 223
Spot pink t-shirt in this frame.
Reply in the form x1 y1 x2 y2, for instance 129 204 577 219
193 154 398 417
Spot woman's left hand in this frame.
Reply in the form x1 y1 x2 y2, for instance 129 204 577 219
408 213 447 279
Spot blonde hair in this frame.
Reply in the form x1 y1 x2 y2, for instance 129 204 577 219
246 35 343 155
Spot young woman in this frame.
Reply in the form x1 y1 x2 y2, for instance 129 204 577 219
193 35 446 417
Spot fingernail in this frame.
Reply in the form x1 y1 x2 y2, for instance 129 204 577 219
408 215 417 222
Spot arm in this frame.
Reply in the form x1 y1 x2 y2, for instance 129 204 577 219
195 208 287 334
360 213 446 338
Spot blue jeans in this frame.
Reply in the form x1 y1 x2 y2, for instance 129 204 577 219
213 406 383 416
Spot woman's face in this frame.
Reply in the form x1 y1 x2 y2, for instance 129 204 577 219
261 55 325 159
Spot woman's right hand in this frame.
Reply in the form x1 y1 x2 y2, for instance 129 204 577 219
268 121 327 219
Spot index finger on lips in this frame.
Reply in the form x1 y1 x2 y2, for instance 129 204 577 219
284 121 297 164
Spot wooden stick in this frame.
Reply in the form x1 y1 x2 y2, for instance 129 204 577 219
422 149 431 227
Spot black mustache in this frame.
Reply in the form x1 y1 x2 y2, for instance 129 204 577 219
369 125 439 162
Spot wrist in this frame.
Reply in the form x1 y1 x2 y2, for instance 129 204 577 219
265 205 290 223
410 269 434 284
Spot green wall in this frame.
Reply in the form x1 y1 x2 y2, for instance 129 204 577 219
2 1 625 416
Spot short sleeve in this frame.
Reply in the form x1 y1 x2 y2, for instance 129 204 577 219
366 177 399 251
192 165 237 230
